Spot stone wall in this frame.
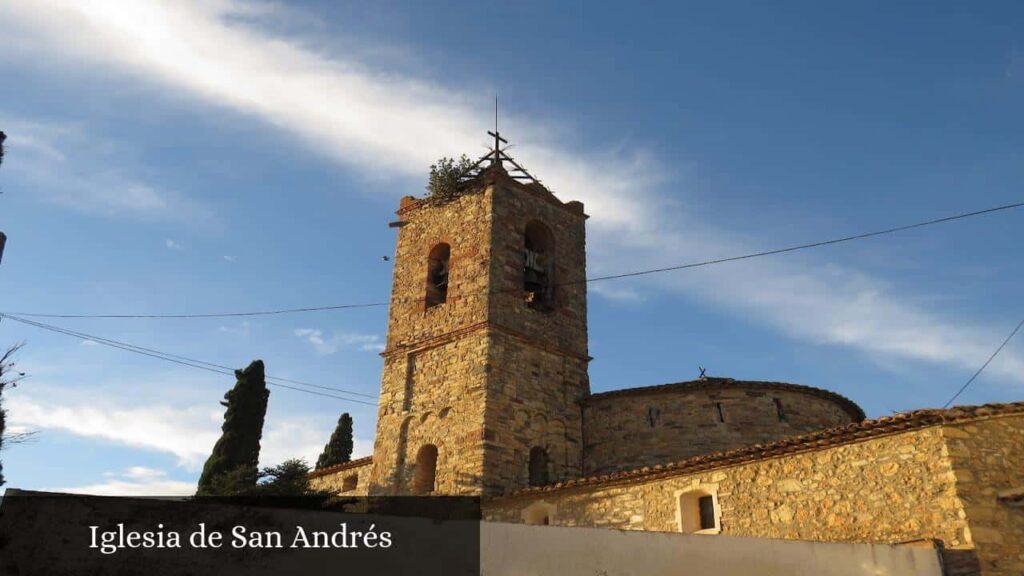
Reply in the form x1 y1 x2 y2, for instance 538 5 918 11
368 331 489 495
485 425 972 557
482 330 588 494
583 381 861 474
485 411 1024 575
368 171 591 497
944 415 1024 576
309 457 373 496
485 179 589 356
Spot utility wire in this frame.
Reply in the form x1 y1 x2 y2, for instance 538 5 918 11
5 202 1020 320
577 202 1023 284
0 313 378 406
942 316 1024 409
6 314 376 398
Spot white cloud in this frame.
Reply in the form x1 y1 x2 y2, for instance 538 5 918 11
49 467 196 496
223 255 235 262
0 118 214 222
7 393 372 473
2 0 1020 388
218 321 251 337
123 465 167 480
7 396 221 469
165 238 182 250
294 328 384 355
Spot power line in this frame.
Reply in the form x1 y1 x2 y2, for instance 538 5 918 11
4 201 1021 320
0 313 379 406
578 202 1023 284
942 316 1024 409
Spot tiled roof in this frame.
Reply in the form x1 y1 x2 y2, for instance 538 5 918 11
587 377 866 421
507 401 1024 498
307 456 373 479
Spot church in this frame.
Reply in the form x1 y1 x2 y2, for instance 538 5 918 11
308 134 1024 576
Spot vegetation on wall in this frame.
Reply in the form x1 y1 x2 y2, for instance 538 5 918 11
316 412 354 470
195 360 270 496
426 155 477 204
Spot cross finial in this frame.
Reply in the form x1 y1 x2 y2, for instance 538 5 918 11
487 96 507 168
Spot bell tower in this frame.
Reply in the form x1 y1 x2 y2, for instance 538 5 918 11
367 135 590 496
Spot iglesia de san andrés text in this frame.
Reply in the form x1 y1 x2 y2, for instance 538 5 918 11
308 133 1024 576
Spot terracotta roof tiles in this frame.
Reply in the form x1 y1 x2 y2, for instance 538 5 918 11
307 455 373 479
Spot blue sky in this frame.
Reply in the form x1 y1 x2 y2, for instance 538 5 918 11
0 0 1021 495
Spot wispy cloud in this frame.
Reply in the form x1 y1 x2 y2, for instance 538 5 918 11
165 238 182 250
8 396 221 469
218 320 251 337
0 118 214 222
294 328 384 355
2 0 1020 389
8 393 371 472
49 466 196 497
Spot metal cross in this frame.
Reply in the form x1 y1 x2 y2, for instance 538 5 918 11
487 96 507 167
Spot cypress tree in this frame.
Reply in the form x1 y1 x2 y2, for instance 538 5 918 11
315 412 353 470
196 360 270 496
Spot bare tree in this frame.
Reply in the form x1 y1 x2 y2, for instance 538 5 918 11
1 343 35 487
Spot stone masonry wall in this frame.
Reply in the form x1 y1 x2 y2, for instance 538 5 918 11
486 181 589 356
368 332 489 495
383 191 494 348
482 330 588 494
584 384 859 474
309 458 373 496
369 175 590 497
944 416 1024 576
368 189 495 495
485 425 971 552
480 180 589 495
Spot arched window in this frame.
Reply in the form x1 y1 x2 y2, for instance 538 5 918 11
528 446 550 487
412 444 438 494
523 221 554 311
425 244 450 308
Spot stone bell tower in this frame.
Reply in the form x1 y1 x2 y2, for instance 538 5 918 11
367 135 590 496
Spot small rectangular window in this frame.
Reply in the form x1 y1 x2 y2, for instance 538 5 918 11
342 474 358 492
698 496 716 530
